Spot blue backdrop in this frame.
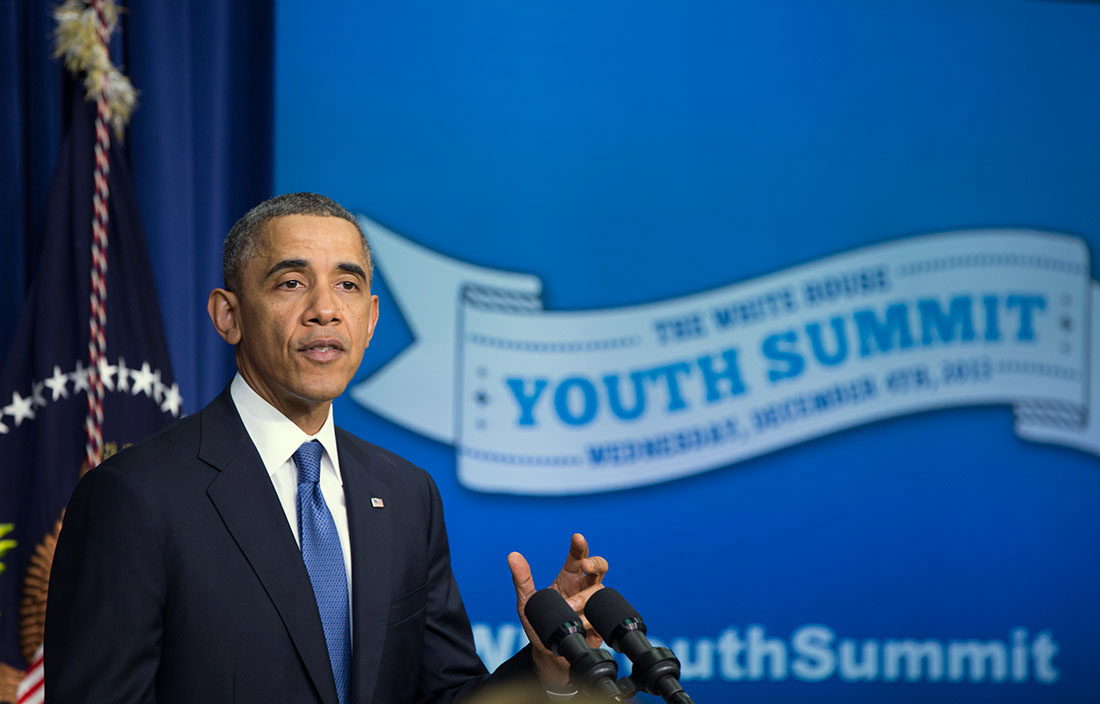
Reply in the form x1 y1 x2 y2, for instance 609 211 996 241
273 1 1099 702
6 1 1097 702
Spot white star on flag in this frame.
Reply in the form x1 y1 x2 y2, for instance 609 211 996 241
4 391 36 427
130 361 156 397
160 382 183 417
116 356 131 392
97 357 118 392
30 381 47 409
45 365 70 400
70 360 91 394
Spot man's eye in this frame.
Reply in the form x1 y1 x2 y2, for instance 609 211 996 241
338 281 358 291
280 280 303 289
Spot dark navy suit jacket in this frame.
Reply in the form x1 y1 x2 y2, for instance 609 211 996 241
45 387 530 703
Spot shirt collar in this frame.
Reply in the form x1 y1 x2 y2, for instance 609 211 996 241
229 373 342 483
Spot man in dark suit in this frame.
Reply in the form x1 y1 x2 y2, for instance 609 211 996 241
44 193 607 703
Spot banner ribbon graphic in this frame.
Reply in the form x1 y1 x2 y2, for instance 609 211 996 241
353 217 1097 495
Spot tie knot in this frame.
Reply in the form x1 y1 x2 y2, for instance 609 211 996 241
293 440 323 484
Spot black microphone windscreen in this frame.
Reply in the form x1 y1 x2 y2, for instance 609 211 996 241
585 587 642 640
525 588 580 648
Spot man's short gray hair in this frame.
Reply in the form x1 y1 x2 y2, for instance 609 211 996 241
222 192 373 293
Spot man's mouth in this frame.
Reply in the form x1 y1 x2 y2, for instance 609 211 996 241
300 339 345 362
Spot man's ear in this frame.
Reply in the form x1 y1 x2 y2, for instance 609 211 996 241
208 288 242 345
363 294 380 350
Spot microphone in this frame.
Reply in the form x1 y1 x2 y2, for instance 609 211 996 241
524 588 625 701
585 588 695 704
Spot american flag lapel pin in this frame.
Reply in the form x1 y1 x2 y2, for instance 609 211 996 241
371 497 385 508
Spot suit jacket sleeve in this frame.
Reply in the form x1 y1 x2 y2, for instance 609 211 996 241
45 463 165 703
410 469 534 703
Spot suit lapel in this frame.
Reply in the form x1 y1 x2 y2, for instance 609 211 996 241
338 431 393 704
199 389 340 704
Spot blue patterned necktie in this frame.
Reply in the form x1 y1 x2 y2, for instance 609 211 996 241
293 440 350 704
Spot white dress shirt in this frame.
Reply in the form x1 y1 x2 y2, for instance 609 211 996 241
230 374 353 599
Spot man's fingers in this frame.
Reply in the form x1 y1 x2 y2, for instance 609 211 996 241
560 533 589 575
576 612 600 634
562 583 606 640
507 551 535 601
580 556 609 583
569 532 588 559
563 582 605 613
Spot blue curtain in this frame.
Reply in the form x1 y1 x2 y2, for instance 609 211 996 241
1 0 274 415
126 2 275 412
0 2 63 347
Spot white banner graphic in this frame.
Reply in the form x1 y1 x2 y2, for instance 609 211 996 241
353 217 1096 494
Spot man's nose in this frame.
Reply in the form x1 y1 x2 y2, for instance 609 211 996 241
305 284 339 324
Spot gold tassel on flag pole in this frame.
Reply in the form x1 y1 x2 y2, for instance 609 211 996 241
53 0 137 138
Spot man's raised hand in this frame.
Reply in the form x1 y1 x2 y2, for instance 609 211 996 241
508 533 609 687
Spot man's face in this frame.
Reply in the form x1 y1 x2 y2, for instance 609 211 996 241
225 214 379 417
